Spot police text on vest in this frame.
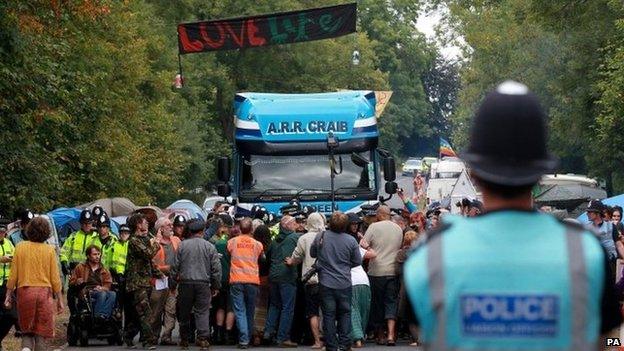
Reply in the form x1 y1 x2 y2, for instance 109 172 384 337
461 294 560 338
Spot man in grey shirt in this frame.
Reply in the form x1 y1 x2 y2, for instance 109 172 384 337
174 219 222 350
311 212 361 351
361 205 403 345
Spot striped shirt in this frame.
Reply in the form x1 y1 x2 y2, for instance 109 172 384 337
227 235 263 285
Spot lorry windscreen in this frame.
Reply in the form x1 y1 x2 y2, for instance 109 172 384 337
240 152 375 195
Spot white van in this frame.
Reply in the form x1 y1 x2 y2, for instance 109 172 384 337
426 158 467 204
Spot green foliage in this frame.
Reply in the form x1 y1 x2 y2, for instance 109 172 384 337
0 0 448 215
436 0 624 193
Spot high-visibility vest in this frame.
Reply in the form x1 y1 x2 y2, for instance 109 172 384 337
91 234 118 271
152 237 180 272
404 212 612 351
111 240 129 275
227 235 263 285
0 239 14 285
60 230 97 265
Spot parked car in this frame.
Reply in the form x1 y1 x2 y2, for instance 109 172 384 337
402 158 423 175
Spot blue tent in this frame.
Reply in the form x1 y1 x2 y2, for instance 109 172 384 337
48 207 120 244
167 200 207 220
576 193 624 223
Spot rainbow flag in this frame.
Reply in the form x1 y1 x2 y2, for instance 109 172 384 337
439 137 457 157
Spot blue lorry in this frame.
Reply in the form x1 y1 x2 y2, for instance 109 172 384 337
216 90 397 216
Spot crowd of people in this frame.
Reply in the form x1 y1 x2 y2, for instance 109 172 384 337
1 81 624 351
0 187 446 351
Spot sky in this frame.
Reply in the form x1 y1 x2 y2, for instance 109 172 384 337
415 8 463 60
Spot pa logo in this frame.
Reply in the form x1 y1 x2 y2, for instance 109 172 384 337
606 338 621 346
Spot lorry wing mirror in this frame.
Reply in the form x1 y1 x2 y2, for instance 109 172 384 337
217 183 231 198
383 157 396 181
385 181 398 194
351 153 369 168
217 157 230 182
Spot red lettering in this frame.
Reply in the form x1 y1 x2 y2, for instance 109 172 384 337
177 25 204 53
246 19 266 46
200 22 225 49
223 22 245 48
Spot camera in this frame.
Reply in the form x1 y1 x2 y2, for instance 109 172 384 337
301 264 319 284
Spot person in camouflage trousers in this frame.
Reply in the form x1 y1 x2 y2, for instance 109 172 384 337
124 213 162 350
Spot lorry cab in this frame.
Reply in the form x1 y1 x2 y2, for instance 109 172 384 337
217 91 396 215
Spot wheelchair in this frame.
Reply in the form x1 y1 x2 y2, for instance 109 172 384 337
66 284 123 347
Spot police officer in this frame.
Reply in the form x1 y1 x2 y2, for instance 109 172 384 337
8 209 34 246
0 223 16 349
112 224 131 340
403 81 622 351
585 199 618 263
112 224 131 280
60 209 96 274
92 213 118 272
172 214 187 239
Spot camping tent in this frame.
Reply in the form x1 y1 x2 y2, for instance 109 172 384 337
48 207 121 244
167 199 207 220
80 197 137 217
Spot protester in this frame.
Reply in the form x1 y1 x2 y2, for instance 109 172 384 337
0 223 16 350
349 232 376 348
585 199 618 264
404 81 623 350
310 212 362 351
263 215 300 347
612 206 623 238
209 213 235 345
124 213 162 349
346 213 363 242
228 217 265 348
150 217 180 346
175 218 222 350
8 209 33 246
395 231 420 346
285 212 326 349
5 217 63 351
361 205 403 345
408 212 426 234
253 224 272 346
69 245 116 319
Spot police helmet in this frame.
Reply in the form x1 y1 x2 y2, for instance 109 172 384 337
360 203 378 217
97 214 111 228
0 223 7 232
119 224 130 233
218 213 233 227
250 205 262 216
254 207 269 222
91 206 105 219
173 215 187 227
280 204 299 216
461 81 559 186
267 213 276 224
19 209 35 224
301 205 316 217
79 209 93 224
289 199 301 210
586 199 604 214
